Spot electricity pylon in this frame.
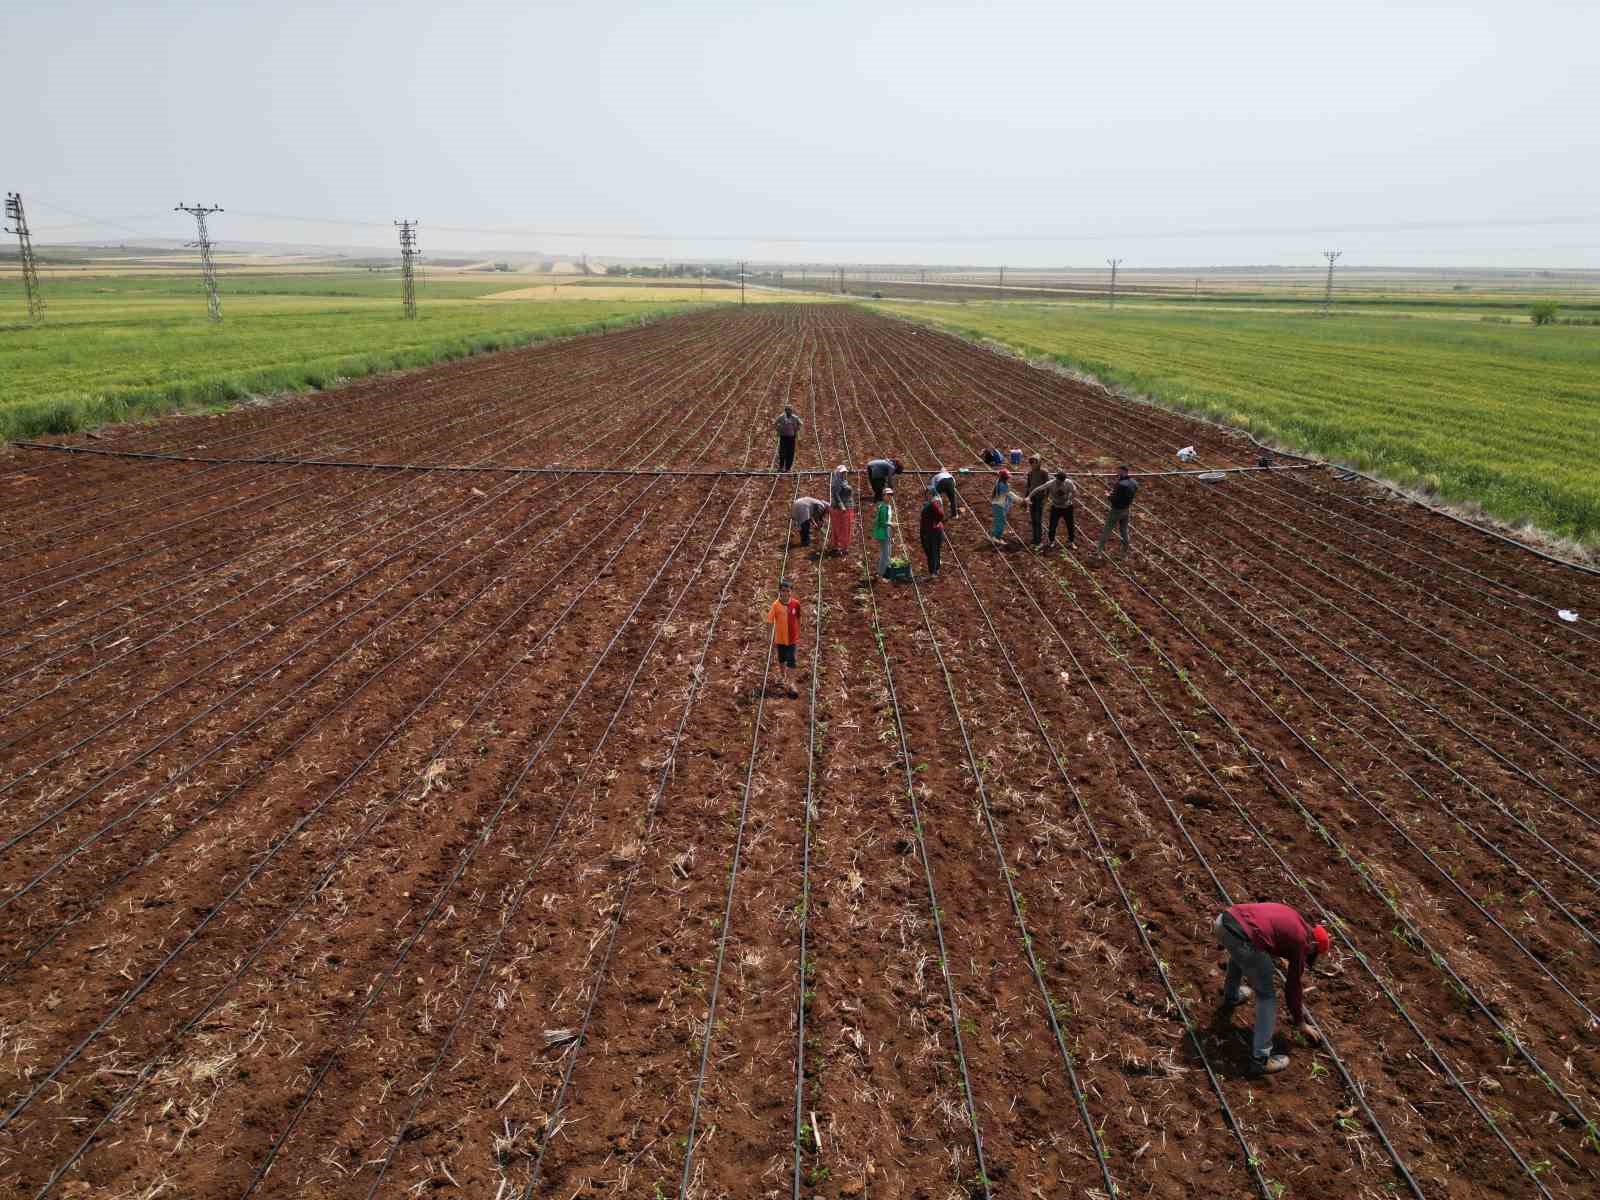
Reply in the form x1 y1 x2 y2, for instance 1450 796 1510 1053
4 193 45 323
175 203 225 321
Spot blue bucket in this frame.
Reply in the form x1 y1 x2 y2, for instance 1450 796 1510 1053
1009 448 1022 466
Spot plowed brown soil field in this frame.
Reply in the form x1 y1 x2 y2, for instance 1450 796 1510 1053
1 306 1596 1200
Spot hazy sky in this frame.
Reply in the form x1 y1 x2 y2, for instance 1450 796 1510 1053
8 0 1598 267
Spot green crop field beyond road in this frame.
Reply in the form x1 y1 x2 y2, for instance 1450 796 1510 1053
0 275 698 442
875 300 1600 547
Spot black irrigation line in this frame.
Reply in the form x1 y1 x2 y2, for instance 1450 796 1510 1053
911 309 1600 582
892 330 1600 913
249 320 799 1196
883 334 1543 1193
827 322 997 1200
22 487 689 1200
888 311 1600 674
0 317 753 597
0 326 762 802
0 471 671 979
852 324 1282 1197
0 352 772 970
885 324 1600 1075
1254 470 1600 649
519 478 786 1200
854 362 1121 1197
1036 550 1579 1195
0 316 776 720
358 480 754 1200
881 318 1600 820
791 334 831 1200
911 348 1600 1173
1121 498 1600 922
239 484 730 1199
677 480 801 1199
0 310 717 542
14 438 1329 478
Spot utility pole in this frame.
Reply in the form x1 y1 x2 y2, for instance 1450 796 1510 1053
394 220 419 319
4 193 44 323
175 203 225 322
739 260 746 306
998 264 1006 292
1321 249 1342 317
1106 257 1123 310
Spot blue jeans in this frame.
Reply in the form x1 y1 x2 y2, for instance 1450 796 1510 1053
990 503 1008 539
1216 913 1277 1063
878 534 892 576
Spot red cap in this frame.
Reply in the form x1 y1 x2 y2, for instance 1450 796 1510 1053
1312 924 1331 958
997 468 1011 479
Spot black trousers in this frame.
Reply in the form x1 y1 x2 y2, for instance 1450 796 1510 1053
778 435 796 470
920 529 943 574
799 519 812 547
936 478 958 515
869 473 886 500
1029 499 1044 544
1049 506 1075 543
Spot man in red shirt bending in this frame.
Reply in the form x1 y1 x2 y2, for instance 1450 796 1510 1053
1214 901 1330 1075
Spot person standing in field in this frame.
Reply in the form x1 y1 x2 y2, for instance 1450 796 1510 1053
865 457 903 501
1027 470 1078 549
1023 454 1049 548
763 578 802 698
873 493 894 577
829 481 855 556
830 463 851 507
1094 465 1139 556
774 405 803 471
1214 901 1328 1076
919 492 946 578
791 496 829 549
927 467 960 518
989 468 1018 543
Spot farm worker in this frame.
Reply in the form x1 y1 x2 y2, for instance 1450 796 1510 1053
980 447 1004 467
1027 471 1078 549
830 463 851 507
989 469 1017 542
1023 455 1049 547
791 496 829 549
918 493 946 578
1094 466 1139 556
763 578 802 698
829 482 855 555
927 468 960 517
774 406 803 471
865 458 903 501
872 495 894 577
1214 902 1329 1076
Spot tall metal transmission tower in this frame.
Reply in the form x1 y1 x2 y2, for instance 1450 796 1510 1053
395 220 419 318
4 192 45 323
1106 258 1124 310
1321 249 1342 317
174 203 224 321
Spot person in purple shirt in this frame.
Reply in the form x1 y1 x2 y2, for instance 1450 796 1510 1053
1214 901 1329 1075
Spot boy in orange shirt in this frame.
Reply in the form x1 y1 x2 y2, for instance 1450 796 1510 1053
763 578 802 698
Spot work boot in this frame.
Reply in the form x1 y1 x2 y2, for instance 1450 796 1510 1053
1248 1054 1290 1077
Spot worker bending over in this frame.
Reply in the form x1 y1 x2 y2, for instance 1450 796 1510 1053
1214 901 1329 1076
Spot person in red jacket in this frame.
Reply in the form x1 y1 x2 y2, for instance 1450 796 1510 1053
1214 901 1329 1075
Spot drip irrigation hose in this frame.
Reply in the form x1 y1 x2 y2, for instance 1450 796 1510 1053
521 477 785 1198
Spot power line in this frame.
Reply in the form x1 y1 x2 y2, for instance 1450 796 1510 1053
5 193 45 323
175 204 225 322
395 220 419 319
